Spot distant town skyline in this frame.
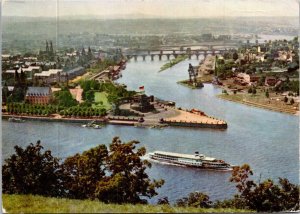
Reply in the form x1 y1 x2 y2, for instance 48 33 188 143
2 0 299 18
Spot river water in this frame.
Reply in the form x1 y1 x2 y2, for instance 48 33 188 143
2 55 299 203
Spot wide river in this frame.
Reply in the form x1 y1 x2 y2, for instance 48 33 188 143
2 55 299 203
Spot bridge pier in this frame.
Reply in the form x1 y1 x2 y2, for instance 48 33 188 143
166 54 170 60
142 55 146 61
160 50 163 54
173 50 176 54
134 55 138 61
148 50 150 55
151 54 154 61
188 54 192 59
196 54 199 60
159 54 162 61
174 53 178 58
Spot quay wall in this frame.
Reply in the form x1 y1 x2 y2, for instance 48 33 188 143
3 114 227 129
2 114 106 124
2 114 138 126
108 120 136 126
164 121 228 129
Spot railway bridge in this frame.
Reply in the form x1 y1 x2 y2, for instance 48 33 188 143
124 48 233 61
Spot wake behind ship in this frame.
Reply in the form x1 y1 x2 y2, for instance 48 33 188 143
149 151 233 170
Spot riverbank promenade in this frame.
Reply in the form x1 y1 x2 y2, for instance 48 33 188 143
165 109 226 125
2 104 227 129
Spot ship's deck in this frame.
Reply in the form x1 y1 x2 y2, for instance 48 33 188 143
152 151 216 161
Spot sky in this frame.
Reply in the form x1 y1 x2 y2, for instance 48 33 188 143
2 0 299 18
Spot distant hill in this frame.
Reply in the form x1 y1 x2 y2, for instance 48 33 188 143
2 16 297 54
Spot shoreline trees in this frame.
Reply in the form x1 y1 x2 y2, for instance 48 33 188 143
2 141 299 211
3 138 164 204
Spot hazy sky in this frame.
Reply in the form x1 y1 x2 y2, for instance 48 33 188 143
2 0 299 18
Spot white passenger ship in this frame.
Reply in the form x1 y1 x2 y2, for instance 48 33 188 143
149 151 233 170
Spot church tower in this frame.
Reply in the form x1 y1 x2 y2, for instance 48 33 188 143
50 41 54 54
46 40 49 53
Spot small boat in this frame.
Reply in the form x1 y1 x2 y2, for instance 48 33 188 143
82 121 102 129
150 125 165 129
92 124 101 129
8 117 25 123
149 151 233 170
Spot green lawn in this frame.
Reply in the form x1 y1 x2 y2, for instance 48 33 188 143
93 92 111 110
3 194 250 213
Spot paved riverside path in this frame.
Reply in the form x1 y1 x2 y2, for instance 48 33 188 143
164 109 226 125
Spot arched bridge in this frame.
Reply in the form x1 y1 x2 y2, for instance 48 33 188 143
123 48 233 61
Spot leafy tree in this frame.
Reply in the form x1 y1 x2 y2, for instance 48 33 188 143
90 80 100 90
88 46 93 60
277 178 299 210
290 98 295 105
230 164 255 195
53 89 78 107
157 197 170 205
213 196 246 209
248 88 253 94
222 89 227 94
61 145 108 199
265 90 269 98
229 164 299 212
258 75 266 86
2 83 10 103
284 96 288 103
20 69 27 88
252 88 257 95
232 52 239 61
223 52 231 60
84 90 95 103
2 137 164 205
175 192 212 208
95 137 164 204
2 141 62 197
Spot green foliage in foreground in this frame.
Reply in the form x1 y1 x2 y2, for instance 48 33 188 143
3 194 250 213
172 164 299 212
2 138 163 204
2 141 61 197
2 139 298 212
228 164 299 212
